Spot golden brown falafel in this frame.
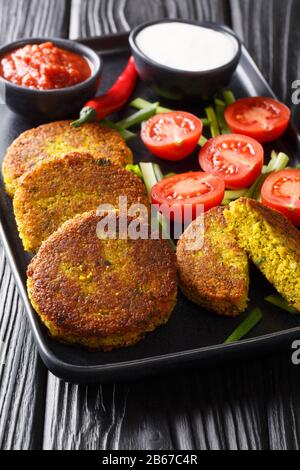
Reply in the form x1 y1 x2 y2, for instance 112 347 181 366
27 211 177 350
224 198 300 312
13 152 149 253
177 207 249 317
3 120 133 196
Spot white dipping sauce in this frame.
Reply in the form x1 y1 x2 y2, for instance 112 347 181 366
136 22 238 72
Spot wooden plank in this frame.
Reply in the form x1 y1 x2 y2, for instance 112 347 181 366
0 0 71 450
0 0 71 43
266 353 300 450
69 0 230 38
230 0 300 120
43 357 271 450
0 253 47 449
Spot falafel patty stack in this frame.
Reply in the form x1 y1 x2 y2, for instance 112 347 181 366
27 211 177 350
3 120 133 197
13 152 149 253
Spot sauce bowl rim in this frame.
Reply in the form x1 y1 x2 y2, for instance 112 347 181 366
0 37 102 95
129 19 242 76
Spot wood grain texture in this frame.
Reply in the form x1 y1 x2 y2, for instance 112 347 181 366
0 0 70 450
266 354 300 450
69 0 230 38
1 0 300 451
43 358 271 450
230 0 300 121
0 0 71 43
0 253 47 450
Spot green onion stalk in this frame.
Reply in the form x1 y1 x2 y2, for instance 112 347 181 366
116 102 159 129
245 152 290 200
265 295 299 315
139 162 176 252
224 308 263 344
101 120 136 141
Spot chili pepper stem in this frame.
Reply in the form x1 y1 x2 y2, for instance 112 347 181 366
72 107 97 127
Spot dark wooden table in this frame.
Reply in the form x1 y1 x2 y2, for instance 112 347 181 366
1 0 300 451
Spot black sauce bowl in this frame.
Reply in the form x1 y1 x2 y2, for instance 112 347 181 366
0 37 102 121
129 20 242 101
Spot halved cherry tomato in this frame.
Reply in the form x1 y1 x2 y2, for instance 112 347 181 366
199 134 264 189
141 112 203 161
151 172 225 222
261 169 300 226
224 97 291 143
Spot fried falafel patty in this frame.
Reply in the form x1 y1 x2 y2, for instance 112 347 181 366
3 120 133 196
177 207 249 317
13 152 149 253
224 198 300 312
27 211 177 350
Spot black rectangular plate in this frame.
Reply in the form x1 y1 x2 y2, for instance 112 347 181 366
1 32 300 384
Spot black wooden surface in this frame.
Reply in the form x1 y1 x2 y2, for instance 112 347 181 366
0 0 300 450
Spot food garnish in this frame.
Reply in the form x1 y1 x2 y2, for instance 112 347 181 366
261 169 300 226
224 97 291 143
141 112 203 161
199 134 264 189
265 295 299 315
224 308 263 344
72 56 138 127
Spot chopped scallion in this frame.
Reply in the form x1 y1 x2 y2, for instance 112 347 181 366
265 295 299 315
223 90 236 106
221 199 231 206
130 98 210 128
224 308 263 344
126 164 143 180
130 98 171 114
205 106 220 138
246 151 290 200
153 163 164 182
101 120 136 141
200 118 211 127
214 98 231 135
139 162 158 198
117 102 158 129
224 189 248 201
139 162 176 251
199 135 208 147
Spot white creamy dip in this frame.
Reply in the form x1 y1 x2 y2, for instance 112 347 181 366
136 22 238 72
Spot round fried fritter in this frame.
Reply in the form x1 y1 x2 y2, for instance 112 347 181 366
27 211 177 350
177 206 249 317
14 152 149 253
3 120 133 196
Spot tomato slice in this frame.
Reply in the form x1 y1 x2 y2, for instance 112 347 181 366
224 97 291 143
199 134 264 189
151 172 225 222
141 112 203 161
261 169 300 226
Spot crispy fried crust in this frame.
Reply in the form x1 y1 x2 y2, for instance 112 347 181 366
224 198 300 311
13 152 149 253
3 120 133 196
27 211 177 350
177 207 249 317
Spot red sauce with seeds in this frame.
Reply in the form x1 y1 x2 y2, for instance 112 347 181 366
0 42 91 90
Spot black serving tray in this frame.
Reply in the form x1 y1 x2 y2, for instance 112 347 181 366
1 31 300 384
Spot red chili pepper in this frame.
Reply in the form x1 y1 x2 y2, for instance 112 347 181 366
72 56 138 127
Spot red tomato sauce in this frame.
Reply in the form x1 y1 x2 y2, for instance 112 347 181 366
0 42 91 90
